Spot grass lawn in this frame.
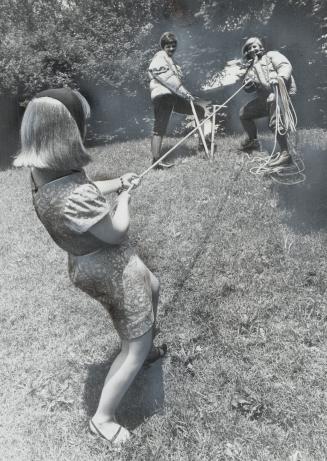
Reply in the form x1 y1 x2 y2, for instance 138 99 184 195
1 129 327 460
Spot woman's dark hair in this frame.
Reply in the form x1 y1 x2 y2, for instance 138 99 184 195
160 32 177 49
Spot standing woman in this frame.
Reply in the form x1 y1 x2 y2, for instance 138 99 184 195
149 32 206 168
14 88 165 445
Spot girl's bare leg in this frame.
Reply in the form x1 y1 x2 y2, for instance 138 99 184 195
92 330 152 443
104 341 129 384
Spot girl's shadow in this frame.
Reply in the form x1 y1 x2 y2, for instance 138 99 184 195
83 352 165 431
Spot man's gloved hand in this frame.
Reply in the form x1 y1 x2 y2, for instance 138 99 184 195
244 77 255 90
267 92 276 103
270 78 279 87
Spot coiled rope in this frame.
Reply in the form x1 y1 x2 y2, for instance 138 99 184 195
249 77 305 185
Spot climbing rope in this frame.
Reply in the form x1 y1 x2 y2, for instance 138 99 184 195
249 77 305 185
275 76 297 135
127 82 249 192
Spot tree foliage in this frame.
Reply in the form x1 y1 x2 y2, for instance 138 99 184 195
0 0 325 127
0 0 160 98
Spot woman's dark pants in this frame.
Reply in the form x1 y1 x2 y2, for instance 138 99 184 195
239 97 288 151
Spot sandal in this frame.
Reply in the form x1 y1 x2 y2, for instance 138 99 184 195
144 343 168 366
89 419 129 445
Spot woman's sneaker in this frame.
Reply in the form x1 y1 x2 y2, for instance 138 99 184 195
268 151 292 167
239 138 260 152
153 159 174 169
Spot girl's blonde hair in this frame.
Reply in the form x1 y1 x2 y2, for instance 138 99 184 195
14 96 91 170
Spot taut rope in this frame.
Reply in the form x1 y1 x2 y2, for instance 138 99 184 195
127 82 249 192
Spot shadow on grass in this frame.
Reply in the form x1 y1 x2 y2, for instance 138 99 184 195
275 143 327 233
162 137 198 162
83 356 165 431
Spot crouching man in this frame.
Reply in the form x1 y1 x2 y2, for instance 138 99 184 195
239 37 296 166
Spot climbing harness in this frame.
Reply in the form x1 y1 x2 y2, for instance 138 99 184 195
249 77 305 185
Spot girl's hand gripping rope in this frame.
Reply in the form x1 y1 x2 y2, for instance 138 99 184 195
130 176 141 189
123 176 141 194
185 92 195 102
117 173 140 195
120 173 139 189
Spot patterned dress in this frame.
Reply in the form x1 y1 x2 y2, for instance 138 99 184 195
32 170 154 340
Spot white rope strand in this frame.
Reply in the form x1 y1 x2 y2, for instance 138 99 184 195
190 99 209 157
249 77 305 185
127 82 249 192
